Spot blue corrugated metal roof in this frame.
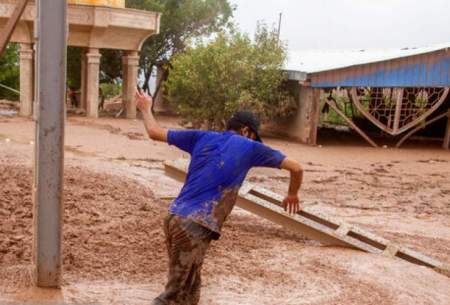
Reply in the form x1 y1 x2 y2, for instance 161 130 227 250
306 45 450 88
286 43 450 73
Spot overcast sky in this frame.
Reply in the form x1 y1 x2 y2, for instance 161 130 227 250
229 0 450 51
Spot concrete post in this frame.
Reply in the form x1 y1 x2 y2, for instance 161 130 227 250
297 86 316 144
80 49 87 110
443 110 450 150
123 51 139 119
310 88 322 145
261 85 321 145
19 43 34 117
86 48 101 118
33 0 67 288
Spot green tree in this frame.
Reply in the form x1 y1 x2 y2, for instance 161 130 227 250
67 47 82 90
0 43 20 101
126 0 233 103
100 49 124 83
67 47 123 91
166 24 296 129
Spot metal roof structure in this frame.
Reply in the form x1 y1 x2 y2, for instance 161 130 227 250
284 43 450 88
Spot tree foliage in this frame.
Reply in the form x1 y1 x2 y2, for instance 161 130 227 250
67 47 123 91
126 0 233 99
0 43 20 101
100 49 124 83
64 0 232 102
166 24 296 129
67 47 82 89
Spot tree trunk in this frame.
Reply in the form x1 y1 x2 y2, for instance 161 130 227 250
142 65 153 94
151 67 169 112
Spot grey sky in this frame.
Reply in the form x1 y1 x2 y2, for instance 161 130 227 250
229 0 450 51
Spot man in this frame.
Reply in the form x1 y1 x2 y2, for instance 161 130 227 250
135 90 303 305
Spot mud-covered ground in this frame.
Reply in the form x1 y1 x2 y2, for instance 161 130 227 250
0 113 449 305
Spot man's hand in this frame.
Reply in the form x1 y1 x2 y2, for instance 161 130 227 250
282 194 300 214
135 90 168 142
135 90 153 114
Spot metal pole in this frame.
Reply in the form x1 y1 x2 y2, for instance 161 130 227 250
277 12 282 43
33 0 67 288
444 110 450 150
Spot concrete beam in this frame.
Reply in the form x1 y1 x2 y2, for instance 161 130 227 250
164 158 450 275
0 2 161 51
33 0 67 287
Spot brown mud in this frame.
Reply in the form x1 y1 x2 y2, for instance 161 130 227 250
0 116 449 304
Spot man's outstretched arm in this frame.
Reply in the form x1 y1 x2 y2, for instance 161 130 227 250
280 158 303 214
135 90 168 142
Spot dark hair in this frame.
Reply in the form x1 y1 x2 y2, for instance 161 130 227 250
226 111 263 141
226 117 245 132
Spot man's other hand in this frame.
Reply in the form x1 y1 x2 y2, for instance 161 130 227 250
282 194 300 214
136 90 153 114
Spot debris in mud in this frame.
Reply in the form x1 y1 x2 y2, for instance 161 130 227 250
125 132 146 140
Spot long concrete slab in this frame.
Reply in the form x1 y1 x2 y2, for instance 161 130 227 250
164 159 450 275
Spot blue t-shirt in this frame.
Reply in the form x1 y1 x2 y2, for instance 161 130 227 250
168 130 286 235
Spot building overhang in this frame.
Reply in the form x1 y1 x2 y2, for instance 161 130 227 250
0 0 161 51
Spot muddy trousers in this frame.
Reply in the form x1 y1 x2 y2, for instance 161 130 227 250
153 215 212 305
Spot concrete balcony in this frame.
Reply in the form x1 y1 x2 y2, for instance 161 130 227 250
0 0 160 51
0 0 161 119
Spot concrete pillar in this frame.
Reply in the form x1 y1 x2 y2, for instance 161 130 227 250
33 0 67 288
122 51 139 119
80 49 87 110
310 88 322 145
295 86 321 144
443 110 450 150
261 84 322 145
86 48 101 118
19 43 34 117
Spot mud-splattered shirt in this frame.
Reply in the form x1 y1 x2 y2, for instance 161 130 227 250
167 130 286 237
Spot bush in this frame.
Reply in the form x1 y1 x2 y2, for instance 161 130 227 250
100 82 122 98
0 43 20 101
166 24 296 129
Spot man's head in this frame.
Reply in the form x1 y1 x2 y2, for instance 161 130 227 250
226 111 262 142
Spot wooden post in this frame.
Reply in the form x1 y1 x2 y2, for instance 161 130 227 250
443 110 450 150
33 0 67 288
0 0 28 56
